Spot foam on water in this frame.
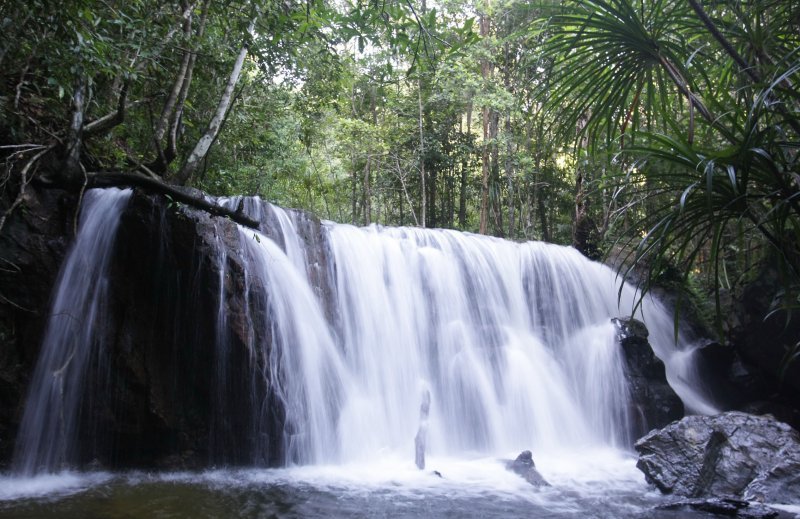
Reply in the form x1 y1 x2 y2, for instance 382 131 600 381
0 471 112 501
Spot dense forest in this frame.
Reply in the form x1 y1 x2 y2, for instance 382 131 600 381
1 0 799 345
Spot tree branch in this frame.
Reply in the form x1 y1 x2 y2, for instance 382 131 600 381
687 0 760 84
0 145 55 235
83 81 132 137
154 1 196 146
65 77 86 179
71 171 260 228
177 18 255 184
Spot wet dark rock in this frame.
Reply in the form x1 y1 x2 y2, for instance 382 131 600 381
612 317 684 437
656 497 779 518
505 450 550 487
95 190 300 469
0 187 75 467
0 187 331 470
635 411 800 504
725 267 800 422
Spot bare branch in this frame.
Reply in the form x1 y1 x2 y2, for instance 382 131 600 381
83 82 135 137
79 171 260 229
0 145 55 235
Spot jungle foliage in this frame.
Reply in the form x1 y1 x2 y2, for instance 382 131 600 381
1 0 799 350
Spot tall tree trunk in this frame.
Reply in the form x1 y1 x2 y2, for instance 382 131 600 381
572 115 597 257
363 155 371 224
351 154 358 224
505 114 514 237
418 78 426 228
167 0 209 166
489 110 502 237
478 11 491 235
154 1 194 145
458 101 472 228
177 18 254 184
537 191 550 242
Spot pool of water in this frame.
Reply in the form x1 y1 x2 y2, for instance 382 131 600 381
3 447 782 518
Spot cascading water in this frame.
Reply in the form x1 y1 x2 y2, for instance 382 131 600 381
244 215 716 465
11 188 132 475
3 190 723 516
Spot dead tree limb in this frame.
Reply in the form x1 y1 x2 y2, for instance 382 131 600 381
0 145 55 235
75 171 260 228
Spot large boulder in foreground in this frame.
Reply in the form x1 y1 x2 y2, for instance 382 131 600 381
612 317 683 436
635 411 800 504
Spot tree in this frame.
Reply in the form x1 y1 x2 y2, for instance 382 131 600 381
533 0 800 334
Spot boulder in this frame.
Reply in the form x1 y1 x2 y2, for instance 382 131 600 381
505 450 550 487
725 267 800 421
635 411 800 504
612 317 684 436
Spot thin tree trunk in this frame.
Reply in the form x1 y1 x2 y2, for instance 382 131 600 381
363 155 371 224
154 0 194 145
537 192 550 242
505 114 514 237
177 18 254 184
418 78 426 228
458 101 472 228
65 77 86 180
167 0 209 164
490 110 502 236
478 12 491 235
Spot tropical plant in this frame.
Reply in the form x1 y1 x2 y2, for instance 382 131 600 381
533 0 800 339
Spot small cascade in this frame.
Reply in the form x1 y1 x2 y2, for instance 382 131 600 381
12 188 131 475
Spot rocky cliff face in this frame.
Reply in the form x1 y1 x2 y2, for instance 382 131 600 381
0 188 334 469
0 187 75 468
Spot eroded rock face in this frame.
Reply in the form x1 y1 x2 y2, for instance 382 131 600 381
635 411 800 504
0 187 75 468
0 188 330 470
612 317 684 437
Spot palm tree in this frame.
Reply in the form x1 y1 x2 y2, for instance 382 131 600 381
533 0 800 347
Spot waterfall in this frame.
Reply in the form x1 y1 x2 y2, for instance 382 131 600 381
239 204 716 465
12 188 132 475
11 191 716 474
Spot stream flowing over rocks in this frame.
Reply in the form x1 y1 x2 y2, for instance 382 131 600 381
1 187 717 472
3 186 800 518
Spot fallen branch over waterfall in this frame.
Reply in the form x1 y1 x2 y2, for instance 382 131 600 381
41 171 261 230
